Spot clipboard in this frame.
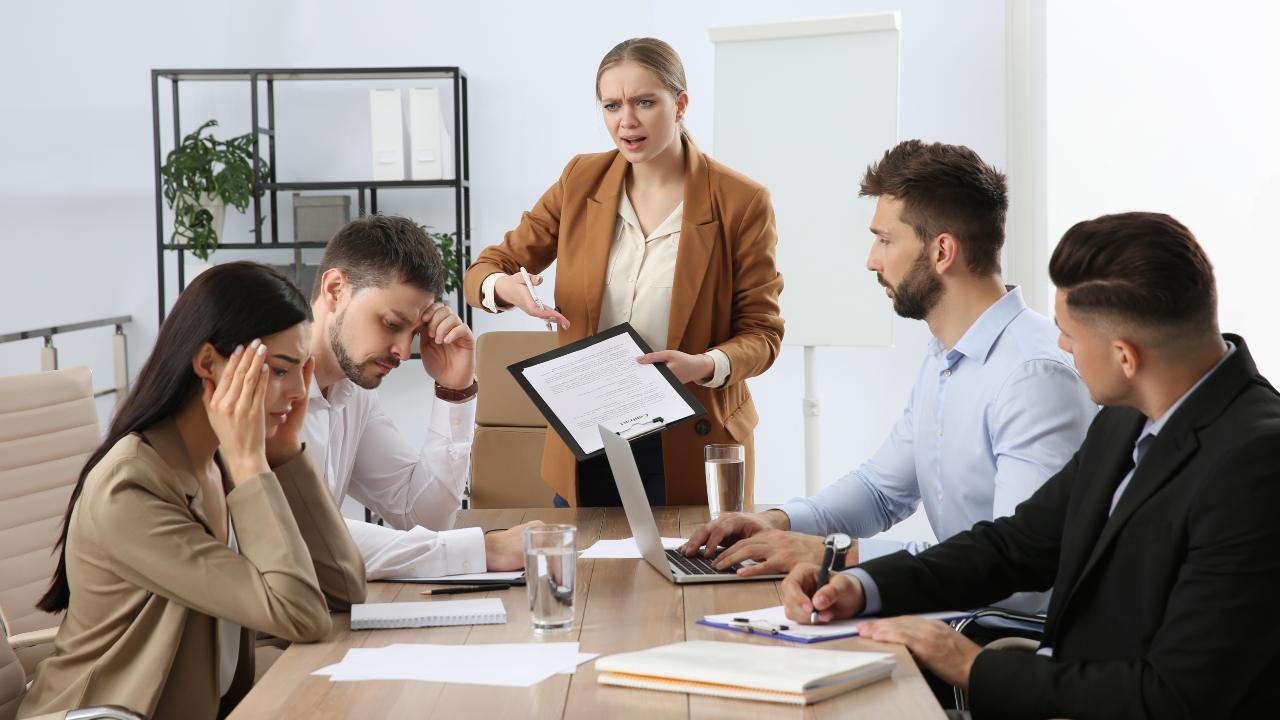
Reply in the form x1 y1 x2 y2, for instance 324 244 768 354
695 618 857 644
696 610 973 644
507 323 707 460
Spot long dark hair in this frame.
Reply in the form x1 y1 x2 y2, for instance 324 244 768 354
37 262 311 613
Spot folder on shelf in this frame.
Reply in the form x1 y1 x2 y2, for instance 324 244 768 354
409 87 451 180
595 640 895 705
369 88 405 180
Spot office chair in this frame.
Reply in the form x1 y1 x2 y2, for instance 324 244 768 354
0 367 100 676
468 331 559 508
950 607 1047 712
1 616 144 720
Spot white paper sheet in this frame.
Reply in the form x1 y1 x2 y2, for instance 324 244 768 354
580 537 686 559
384 570 525 583
519 330 698 456
312 642 598 687
703 605 969 640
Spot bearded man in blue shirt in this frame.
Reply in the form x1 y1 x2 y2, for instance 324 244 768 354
682 140 1096 613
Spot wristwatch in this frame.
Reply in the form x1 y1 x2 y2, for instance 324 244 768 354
434 379 478 402
824 532 853 571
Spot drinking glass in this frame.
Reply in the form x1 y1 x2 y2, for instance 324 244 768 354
524 524 576 634
704 444 745 519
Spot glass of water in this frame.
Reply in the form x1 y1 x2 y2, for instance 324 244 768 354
704 444 745 519
524 524 576 634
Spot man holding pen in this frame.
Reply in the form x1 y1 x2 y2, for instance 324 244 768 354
782 213 1280 718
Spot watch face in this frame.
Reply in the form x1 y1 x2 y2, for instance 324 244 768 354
827 533 853 552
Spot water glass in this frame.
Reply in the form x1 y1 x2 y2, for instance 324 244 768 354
524 524 576 634
704 444 745 519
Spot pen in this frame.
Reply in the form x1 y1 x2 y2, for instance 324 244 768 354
729 618 790 635
419 584 511 596
519 266 556 331
811 544 836 624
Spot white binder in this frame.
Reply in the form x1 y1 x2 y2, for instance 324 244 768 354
409 87 453 180
369 88 405 181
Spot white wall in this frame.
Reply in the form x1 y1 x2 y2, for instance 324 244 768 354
0 0 1011 544
1044 0 1280 378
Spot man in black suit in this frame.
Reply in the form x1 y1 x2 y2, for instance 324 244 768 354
782 212 1280 719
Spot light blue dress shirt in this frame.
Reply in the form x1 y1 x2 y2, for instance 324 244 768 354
783 287 1097 612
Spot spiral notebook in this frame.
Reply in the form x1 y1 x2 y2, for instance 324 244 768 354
350 598 507 630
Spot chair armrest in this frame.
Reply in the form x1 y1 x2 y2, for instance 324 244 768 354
952 607 1046 636
7 626 57 650
64 706 146 720
984 636 1040 653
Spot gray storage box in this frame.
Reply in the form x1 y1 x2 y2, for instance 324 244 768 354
293 194 351 245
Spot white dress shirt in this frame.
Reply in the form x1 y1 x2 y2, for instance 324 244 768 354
302 375 484 579
481 191 730 387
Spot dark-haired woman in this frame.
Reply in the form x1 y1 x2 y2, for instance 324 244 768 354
20 262 365 720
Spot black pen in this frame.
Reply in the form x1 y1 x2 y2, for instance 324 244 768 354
420 584 511 596
811 544 836 624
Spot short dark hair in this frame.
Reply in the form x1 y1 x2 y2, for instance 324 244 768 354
860 140 1008 275
1050 212 1218 336
314 214 445 300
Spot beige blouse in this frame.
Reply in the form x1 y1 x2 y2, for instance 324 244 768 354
482 191 730 387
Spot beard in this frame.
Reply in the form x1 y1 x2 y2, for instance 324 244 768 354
881 248 944 320
329 308 398 389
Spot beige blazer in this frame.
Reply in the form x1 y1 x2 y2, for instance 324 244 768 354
465 138 784 505
19 419 365 720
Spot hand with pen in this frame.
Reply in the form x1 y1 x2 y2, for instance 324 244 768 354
492 269 571 329
781 562 984 691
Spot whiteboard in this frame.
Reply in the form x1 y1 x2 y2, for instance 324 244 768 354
711 14 900 347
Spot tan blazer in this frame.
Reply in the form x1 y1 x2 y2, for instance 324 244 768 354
19 420 365 720
464 139 784 505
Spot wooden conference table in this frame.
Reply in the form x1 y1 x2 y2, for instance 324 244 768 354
230 506 946 719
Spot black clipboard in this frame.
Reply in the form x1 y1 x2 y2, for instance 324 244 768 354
506 323 707 461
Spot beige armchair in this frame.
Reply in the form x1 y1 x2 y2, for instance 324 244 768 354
0 367 100 677
468 331 559 509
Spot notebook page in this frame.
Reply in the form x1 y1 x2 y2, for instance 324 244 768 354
351 598 506 629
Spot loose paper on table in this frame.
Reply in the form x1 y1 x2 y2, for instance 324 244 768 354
314 642 597 687
508 323 705 459
580 536 686 559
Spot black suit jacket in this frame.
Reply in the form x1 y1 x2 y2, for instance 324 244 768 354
858 335 1280 719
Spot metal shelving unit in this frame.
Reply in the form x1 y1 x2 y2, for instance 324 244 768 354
151 67 472 325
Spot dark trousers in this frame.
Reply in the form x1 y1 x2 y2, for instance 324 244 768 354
553 432 666 508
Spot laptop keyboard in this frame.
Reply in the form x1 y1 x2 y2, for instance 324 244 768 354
665 549 740 576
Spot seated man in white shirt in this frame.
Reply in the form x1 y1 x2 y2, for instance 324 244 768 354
681 141 1096 610
302 214 538 579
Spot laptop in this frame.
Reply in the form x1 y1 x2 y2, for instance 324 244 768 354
598 424 786 584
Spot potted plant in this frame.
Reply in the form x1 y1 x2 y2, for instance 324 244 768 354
418 225 464 296
160 119 268 260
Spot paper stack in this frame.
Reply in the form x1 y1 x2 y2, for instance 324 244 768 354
314 642 597 687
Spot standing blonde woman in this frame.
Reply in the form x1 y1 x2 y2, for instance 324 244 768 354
464 38 784 507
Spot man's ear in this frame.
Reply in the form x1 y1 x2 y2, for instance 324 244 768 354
933 233 960 274
191 342 222 383
1114 338 1142 380
318 268 348 313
